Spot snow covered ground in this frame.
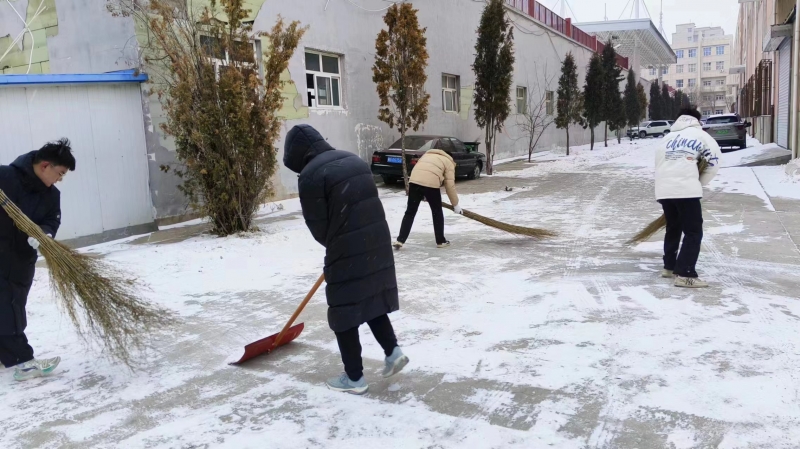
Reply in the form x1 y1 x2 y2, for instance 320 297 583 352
2 137 800 448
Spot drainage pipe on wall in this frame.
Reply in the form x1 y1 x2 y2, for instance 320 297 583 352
791 0 800 159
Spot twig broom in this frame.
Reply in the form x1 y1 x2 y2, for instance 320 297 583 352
442 202 557 239
627 159 710 245
0 188 173 367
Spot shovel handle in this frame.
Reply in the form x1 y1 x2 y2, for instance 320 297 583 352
274 273 325 346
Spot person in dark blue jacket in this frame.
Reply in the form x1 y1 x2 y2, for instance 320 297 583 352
0 138 75 381
283 125 409 395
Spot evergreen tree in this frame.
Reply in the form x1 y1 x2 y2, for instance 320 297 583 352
623 69 641 134
636 83 648 121
582 53 604 151
661 83 672 120
472 0 515 175
649 81 663 120
600 40 622 146
555 52 583 156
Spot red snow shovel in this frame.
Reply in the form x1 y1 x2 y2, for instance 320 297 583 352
229 273 325 365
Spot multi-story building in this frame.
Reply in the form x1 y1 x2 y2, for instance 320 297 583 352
642 23 735 117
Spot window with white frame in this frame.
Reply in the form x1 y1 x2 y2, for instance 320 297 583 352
716 46 725 55
442 74 460 113
516 86 528 114
662 67 668 75
716 61 725 70
702 110 712 116
676 65 684 73
676 79 684 88
200 35 258 80
703 62 711 71
703 80 712 87
716 79 725 86
715 109 723 115
305 51 342 108
687 27 693 34
688 79 696 87
546 91 555 115
715 95 724 101
689 64 697 73
676 50 684 59
703 95 712 102
689 49 697 57
649 67 656 76
703 47 711 56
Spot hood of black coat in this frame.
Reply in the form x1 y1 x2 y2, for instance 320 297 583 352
10 151 48 193
283 125 335 174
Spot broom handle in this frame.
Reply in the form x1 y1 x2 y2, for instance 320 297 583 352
274 273 325 346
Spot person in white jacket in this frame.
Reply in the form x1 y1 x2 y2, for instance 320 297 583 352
654 107 721 288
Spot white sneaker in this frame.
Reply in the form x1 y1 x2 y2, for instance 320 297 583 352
674 277 709 288
393 241 403 250
437 241 451 249
661 269 674 278
14 357 61 381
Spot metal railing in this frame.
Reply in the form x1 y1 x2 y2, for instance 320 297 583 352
740 59 773 117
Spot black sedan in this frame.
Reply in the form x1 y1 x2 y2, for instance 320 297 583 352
370 135 485 185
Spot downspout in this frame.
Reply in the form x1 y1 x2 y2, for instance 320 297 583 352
791 2 800 159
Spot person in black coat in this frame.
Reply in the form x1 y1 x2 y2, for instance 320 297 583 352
284 125 409 395
0 138 75 381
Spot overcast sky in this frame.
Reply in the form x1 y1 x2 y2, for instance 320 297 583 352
557 0 740 44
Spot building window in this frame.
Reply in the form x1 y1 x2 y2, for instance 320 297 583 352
716 61 725 71
687 27 693 34
442 74 460 112
546 91 555 115
516 86 528 114
305 51 342 108
703 95 712 102
689 64 697 73
650 67 656 76
676 79 684 88
689 49 697 58
703 47 711 56
715 95 724 101
702 110 712 116
703 62 712 71
676 50 684 59
688 79 696 87
688 36 694 43
716 79 725 86
716 46 725 55
703 80 712 87
200 35 258 80
662 67 668 75
676 65 684 73
715 109 724 115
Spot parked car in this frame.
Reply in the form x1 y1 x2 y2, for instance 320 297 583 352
627 120 672 139
371 135 485 185
702 114 751 151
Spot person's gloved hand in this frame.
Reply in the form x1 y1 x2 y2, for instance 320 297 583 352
27 237 40 250
453 204 463 215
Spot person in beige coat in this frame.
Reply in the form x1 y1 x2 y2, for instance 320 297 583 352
394 149 462 249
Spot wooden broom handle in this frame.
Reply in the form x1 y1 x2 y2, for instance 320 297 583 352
274 273 325 346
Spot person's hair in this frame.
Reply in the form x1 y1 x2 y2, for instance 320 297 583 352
678 106 702 121
34 138 76 171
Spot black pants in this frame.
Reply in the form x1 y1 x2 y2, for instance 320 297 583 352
334 314 398 381
660 198 703 278
0 334 34 368
397 183 446 245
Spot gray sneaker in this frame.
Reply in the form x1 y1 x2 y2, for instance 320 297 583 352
326 373 368 395
382 347 410 378
661 269 674 278
674 276 709 288
14 357 61 381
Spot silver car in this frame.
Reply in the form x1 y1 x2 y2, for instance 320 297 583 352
702 114 751 151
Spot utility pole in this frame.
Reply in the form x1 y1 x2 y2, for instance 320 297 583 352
604 3 608 21
560 0 566 19
659 0 665 36
634 0 640 19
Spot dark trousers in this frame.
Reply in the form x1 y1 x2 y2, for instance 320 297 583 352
660 198 703 278
397 183 446 245
0 334 34 368
334 314 398 381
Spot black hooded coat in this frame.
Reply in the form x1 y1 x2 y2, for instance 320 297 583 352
0 152 62 336
283 125 399 332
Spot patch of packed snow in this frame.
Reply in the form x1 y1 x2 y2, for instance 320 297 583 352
752 165 800 201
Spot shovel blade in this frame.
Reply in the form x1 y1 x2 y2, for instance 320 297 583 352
228 323 305 365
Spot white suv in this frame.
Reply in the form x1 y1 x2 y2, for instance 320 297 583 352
636 120 671 138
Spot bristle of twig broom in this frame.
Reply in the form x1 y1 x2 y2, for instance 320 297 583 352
0 188 173 368
627 159 710 245
442 202 557 238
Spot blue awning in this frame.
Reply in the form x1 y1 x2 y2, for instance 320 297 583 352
0 70 148 86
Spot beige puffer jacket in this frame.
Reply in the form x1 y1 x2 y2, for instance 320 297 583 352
409 149 459 206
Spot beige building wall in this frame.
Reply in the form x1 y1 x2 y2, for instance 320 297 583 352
641 23 734 117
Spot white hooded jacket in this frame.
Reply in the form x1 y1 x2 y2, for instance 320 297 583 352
655 115 722 200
